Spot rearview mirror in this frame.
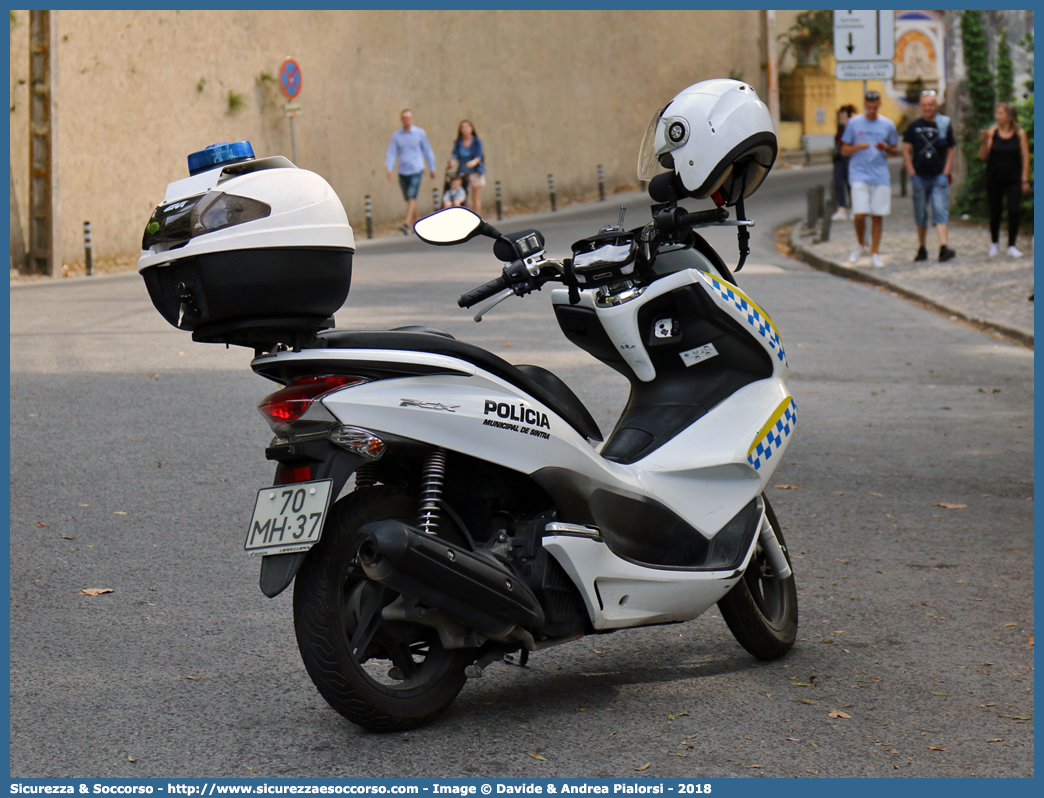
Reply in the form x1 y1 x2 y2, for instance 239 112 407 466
414 207 485 245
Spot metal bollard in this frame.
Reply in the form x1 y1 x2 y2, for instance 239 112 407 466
433 187 440 213
598 165 605 202
364 195 373 240
806 188 819 229
900 168 907 197
820 201 834 243
548 174 556 212
83 221 93 276
495 181 503 221
815 185 825 221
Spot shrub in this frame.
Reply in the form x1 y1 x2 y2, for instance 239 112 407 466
997 32 1015 104
1018 94 1033 227
954 11 994 218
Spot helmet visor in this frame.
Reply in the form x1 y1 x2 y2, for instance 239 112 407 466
637 107 666 181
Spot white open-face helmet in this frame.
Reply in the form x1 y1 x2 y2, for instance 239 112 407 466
638 79 777 206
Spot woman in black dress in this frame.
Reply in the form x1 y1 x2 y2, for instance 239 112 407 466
979 102 1031 258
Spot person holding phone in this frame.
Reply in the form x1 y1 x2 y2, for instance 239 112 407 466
841 91 899 269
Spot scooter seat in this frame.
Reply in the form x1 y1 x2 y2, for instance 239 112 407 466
389 325 455 339
318 330 602 442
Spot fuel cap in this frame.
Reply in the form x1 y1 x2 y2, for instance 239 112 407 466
187 141 255 176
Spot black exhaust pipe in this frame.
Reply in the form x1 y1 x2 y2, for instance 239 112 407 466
358 519 545 638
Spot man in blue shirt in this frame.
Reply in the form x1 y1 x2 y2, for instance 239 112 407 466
841 92 899 268
385 109 437 234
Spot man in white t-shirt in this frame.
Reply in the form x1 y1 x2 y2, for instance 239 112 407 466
840 91 900 268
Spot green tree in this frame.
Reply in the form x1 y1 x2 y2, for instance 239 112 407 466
779 10 834 66
997 32 1015 103
954 10 995 218
1021 33 1033 95
1017 94 1033 228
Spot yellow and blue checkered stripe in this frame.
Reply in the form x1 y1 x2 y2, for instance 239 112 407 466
747 397 797 471
698 272 788 367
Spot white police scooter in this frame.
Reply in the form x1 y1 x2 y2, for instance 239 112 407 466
139 80 798 732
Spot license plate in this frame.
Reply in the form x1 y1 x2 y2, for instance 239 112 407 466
245 479 333 556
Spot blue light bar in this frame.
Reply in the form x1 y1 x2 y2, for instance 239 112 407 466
187 141 255 176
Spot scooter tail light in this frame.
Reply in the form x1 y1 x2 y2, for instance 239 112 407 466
258 375 368 429
329 426 386 460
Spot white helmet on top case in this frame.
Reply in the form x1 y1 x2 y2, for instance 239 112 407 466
638 79 777 206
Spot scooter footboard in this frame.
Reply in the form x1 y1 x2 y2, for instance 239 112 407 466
542 534 754 630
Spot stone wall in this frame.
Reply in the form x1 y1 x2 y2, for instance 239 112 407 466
9 9 768 265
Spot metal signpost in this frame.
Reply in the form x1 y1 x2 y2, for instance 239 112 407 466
834 10 896 87
280 57 302 163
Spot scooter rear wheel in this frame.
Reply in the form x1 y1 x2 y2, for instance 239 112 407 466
292 487 473 731
717 495 798 659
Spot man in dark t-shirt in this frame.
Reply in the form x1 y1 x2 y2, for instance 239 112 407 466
902 92 956 262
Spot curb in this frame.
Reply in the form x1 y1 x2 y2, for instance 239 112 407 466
10 189 653 288
789 226 1033 350
351 188 651 251
12 166 836 290
10 268 141 290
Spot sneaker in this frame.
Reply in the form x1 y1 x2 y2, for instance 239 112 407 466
939 246 957 262
848 245 869 263
1007 246 1024 259
989 243 999 257
914 246 928 262
871 253 885 268
399 224 411 235
831 207 848 221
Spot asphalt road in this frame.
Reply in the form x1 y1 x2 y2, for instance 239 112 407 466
9 164 1034 778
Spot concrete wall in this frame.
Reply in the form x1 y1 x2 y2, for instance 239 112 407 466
9 9 767 265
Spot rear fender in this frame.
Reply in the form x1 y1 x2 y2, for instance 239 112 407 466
258 440 366 598
258 430 441 597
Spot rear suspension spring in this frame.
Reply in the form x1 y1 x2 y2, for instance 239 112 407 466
417 449 447 534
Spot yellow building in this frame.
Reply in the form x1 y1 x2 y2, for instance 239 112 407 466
780 53 906 152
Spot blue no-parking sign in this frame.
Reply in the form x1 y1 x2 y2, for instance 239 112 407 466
280 57 302 100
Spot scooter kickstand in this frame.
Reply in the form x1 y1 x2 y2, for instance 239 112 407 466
465 649 506 678
509 649 530 668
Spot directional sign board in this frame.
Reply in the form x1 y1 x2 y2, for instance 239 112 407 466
834 10 895 63
280 57 302 100
837 60 896 81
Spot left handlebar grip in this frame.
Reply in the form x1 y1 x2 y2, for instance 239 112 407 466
679 206 729 227
458 275 509 308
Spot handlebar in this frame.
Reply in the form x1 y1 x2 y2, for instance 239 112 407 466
451 202 745 316
654 205 728 235
458 259 565 309
679 207 729 227
458 275 510 308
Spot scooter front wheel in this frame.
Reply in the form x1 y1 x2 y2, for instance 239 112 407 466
292 487 473 731
717 495 798 659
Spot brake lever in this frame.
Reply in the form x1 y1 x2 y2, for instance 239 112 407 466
474 258 565 322
472 288 514 322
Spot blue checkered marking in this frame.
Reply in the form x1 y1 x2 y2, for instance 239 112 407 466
748 399 797 471
700 273 788 366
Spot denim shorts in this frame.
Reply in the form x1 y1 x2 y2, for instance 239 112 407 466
398 172 423 200
912 173 949 227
